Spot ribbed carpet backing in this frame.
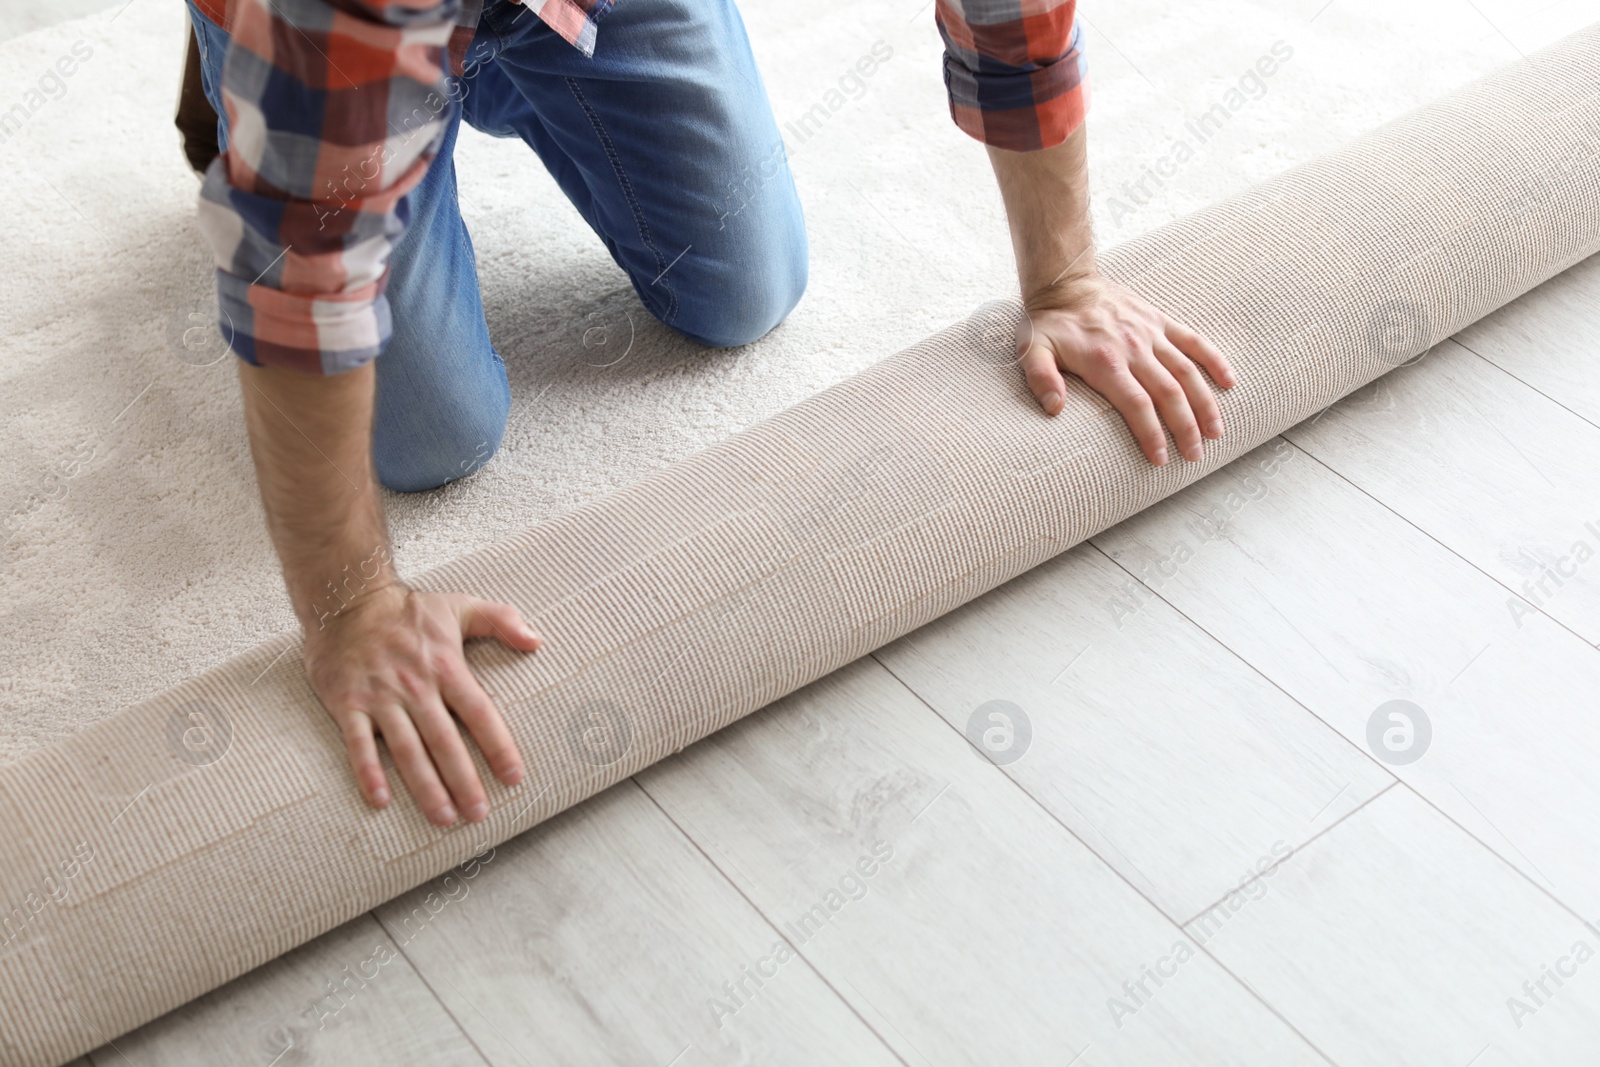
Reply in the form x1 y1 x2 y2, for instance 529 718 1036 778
4 23 1600 1067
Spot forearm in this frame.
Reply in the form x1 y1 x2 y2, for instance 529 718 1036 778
987 125 1096 303
238 362 397 632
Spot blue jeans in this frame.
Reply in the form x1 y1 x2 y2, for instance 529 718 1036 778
186 0 808 491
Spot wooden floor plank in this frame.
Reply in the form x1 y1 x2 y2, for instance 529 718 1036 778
1455 252 1600 428
1285 339 1600 644
874 533 1393 923
1094 436 1600 920
636 658 1328 1066
373 779 900 1067
1189 786 1600 1065
84 913 485 1066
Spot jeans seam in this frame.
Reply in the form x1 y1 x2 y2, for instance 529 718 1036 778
447 161 503 373
477 2 512 66
562 75 678 325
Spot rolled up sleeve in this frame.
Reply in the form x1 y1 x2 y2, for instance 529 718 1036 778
936 0 1088 152
197 0 462 374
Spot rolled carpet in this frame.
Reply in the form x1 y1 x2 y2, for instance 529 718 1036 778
4 22 1599 1067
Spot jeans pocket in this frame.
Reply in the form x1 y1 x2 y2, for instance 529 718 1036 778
184 2 230 145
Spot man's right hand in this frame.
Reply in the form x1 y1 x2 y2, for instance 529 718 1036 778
304 583 541 826
238 360 540 826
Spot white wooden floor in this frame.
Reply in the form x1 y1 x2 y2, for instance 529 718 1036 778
71 257 1600 1066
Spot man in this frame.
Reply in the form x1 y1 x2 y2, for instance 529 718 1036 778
185 0 1235 827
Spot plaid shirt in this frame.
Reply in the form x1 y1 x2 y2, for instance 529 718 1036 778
198 0 1084 374
938 0 1087 152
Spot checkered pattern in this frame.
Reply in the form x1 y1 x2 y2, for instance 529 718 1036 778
517 0 611 55
195 0 1076 374
938 0 1088 152
194 0 612 374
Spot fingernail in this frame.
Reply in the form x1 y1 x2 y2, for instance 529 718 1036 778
1186 444 1204 462
1154 448 1168 465
435 804 458 825
465 802 487 823
1205 419 1223 437
1041 391 1061 413
502 765 523 787
372 786 389 806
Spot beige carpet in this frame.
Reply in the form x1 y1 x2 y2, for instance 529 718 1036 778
0 0 1590 763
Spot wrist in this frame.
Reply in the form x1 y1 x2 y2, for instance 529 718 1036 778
296 544 401 633
1024 251 1100 313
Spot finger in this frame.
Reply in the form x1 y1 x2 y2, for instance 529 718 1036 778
375 706 457 826
440 664 524 788
340 710 391 809
1069 355 1170 465
1154 337 1225 440
1129 353 1204 462
411 695 489 824
1165 318 1236 389
1017 333 1069 416
459 597 541 651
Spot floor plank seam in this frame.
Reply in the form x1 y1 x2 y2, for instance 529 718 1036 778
1081 534 1403 792
1389 780 1600 938
866 650 1343 1067
368 910 499 1067
1173 780 1400 929
626 776 915 1067
1280 429 1600 656
1084 533 1600 937
1451 336 1600 436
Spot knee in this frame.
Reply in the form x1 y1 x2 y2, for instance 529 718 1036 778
373 401 508 493
667 227 809 349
